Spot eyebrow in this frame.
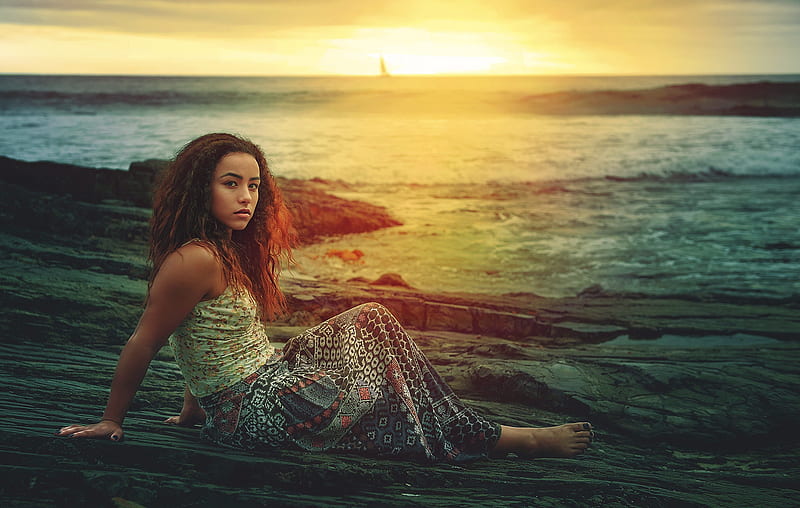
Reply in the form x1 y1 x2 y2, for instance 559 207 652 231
219 172 260 181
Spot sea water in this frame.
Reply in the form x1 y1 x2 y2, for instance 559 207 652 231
1 74 798 300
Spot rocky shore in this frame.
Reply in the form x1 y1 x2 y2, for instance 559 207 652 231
1 157 798 507
520 81 800 117
0 156 401 243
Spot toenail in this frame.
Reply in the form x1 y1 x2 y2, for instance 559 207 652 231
583 423 591 430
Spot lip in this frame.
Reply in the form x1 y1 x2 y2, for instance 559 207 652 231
234 209 251 217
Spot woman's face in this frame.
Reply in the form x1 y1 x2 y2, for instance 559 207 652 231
210 152 260 232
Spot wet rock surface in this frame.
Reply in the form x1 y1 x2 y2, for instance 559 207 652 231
1 160 799 507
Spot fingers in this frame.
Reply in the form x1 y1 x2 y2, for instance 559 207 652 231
55 421 123 441
56 424 86 436
67 429 95 438
164 415 179 425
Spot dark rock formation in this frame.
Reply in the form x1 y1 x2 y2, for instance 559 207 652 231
520 81 800 117
369 273 413 289
0 156 401 245
283 278 799 343
278 179 401 241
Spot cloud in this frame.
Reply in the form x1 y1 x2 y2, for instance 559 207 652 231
2 0 798 40
0 1 374 36
0 0 797 74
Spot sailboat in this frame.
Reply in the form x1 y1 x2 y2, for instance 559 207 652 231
379 55 390 77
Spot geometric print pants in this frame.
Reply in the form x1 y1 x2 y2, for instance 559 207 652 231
199 303 501 463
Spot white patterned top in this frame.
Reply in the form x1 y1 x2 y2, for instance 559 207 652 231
168 286 274 397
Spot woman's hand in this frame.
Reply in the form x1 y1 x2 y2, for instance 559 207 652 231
56 420 124 442
164 384 206 427
163 409 205 427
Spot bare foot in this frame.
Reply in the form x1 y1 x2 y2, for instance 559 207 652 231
491 422 593 459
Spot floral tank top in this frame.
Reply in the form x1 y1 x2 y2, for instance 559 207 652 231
168 286 274 397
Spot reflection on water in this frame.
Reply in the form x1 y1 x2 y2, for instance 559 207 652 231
293 175 800 299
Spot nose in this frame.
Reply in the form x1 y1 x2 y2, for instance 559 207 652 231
237 188 251 204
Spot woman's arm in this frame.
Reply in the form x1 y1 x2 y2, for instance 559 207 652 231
56 243 222 441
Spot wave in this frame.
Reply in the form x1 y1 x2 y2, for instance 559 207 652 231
566 284 800 307
602 167 768 183
3 78 799 117
393 167 800 201
518 81 800 117
481 168 800 191
0 89 293 108
431 181 613 200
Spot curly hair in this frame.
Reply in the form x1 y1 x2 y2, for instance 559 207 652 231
149 133 296 320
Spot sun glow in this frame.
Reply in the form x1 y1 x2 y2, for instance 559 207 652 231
319 27 543 76
374 53 506 75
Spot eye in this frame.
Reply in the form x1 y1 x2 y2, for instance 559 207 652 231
248 183 259 190
223 181 237 187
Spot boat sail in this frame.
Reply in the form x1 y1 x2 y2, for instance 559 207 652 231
379 55 390 77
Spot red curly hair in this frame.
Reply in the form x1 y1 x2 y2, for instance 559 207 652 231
149 133 296 320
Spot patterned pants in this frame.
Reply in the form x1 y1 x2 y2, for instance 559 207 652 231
199 303 500 463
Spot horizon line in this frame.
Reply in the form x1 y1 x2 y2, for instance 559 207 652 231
2 72 800 79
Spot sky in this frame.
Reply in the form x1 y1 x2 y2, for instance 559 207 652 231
1 0 799 76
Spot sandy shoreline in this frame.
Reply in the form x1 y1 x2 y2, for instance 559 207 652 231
1 156 798 506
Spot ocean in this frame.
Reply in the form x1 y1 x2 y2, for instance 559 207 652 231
1 74 799 300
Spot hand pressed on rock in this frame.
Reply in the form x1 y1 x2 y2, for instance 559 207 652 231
56 420 123 442
165 385 206 427
164 409 205 427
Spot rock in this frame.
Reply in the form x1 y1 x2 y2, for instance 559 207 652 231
424 302 474 333
346 276 372 284
128 159 168 180
0 156 401 245
465 344 800 450
112 497 148 508
325 249 365 263
549 322 627 342
468 362 592 415
473 308 545 339
577 284 605 297
279 178 402 241
0 155 153 207
369 273 412 288
763 241 796 250
378 296 426 330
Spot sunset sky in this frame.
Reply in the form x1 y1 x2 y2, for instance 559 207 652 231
1 0 798 76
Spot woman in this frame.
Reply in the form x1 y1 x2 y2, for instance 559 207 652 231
57 133 592 462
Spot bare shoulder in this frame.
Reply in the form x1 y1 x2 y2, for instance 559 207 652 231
136 242 225 345
168 241 219 270
154 241 223 296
